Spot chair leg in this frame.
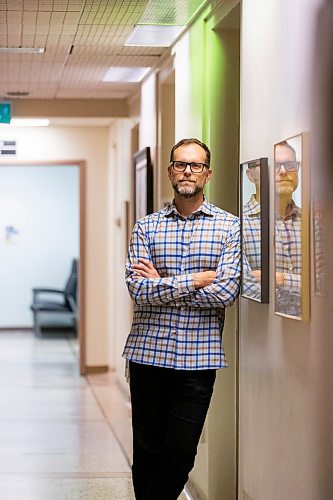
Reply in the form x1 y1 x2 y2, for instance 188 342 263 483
72 313 77 335
33 312 42 337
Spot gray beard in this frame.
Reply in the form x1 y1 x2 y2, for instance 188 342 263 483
173 182 202 198
275 185 295 196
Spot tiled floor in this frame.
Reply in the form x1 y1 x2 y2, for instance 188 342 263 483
0 330 188 500
0 330 134 500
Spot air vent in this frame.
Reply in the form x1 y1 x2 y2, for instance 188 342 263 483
7 92 30 97
0 140 16 156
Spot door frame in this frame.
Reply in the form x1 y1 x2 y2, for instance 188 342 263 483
0 159 87 375
156 56 175 211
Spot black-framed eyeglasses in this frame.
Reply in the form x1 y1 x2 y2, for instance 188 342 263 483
170 161 209 173
275 161 300 173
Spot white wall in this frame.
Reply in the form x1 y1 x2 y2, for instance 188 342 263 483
239 1 327 499
0 126 109 367
0 165 79 327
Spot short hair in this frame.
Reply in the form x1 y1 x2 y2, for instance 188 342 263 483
276 140 297 160
169 138 211 166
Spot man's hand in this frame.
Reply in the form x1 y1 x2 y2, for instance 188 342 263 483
275 272 285 287
193 271 217 289
251 270 261 283
132 258 161 279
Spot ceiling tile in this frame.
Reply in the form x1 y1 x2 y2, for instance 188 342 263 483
0 0 203 101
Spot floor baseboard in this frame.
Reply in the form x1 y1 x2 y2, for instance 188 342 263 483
85 365 108 374
0 327 33 331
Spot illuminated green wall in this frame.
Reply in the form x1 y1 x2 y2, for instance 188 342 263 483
184 4 240 215
175 4 240 500
203 20 240 214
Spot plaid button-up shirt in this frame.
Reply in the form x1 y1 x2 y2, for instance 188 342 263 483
242 195 262 300
275 200 302 316
243 194 261 270
122 198 240 370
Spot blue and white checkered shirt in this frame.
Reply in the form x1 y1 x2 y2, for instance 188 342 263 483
243 194 261 270
122 198 240 370
241 195 262 300
275 200 302 316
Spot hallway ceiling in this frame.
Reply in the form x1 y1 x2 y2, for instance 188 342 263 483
0 0 206 102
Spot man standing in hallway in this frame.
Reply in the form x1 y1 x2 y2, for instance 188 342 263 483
123 138 240 500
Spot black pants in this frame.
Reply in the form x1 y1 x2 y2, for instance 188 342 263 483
129 361 216 500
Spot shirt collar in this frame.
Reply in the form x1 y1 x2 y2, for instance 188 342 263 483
276 199 302 221
164 196 214 218
286 200 301 219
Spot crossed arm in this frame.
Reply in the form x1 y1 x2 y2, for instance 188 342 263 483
133 258 217 289
248 269 299 291
125 219 240 309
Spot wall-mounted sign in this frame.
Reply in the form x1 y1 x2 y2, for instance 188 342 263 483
0 102 11 123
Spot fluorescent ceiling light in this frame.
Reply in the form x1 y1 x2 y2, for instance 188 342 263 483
125 25 185 47
102 66 151 83
138 0 206 26
0 47 45 54
9 119 50 127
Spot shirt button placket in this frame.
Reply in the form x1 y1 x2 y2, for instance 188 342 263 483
178 218 192 364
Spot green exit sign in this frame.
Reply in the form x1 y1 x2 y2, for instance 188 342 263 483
0 103 11 123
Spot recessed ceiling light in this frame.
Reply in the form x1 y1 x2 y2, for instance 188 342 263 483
0 47 45 54
125 25 185 47
102 66 151 83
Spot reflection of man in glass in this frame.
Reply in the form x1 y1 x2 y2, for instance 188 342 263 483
241 160 263 300
243 160 261 278
274 140 301 316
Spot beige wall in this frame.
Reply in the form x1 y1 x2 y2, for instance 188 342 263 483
139 74 157 158
12 98 127 118
107 118 139 393
157 76 175 209
0 126 110 368
239 1 329 499
312 2 333 493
